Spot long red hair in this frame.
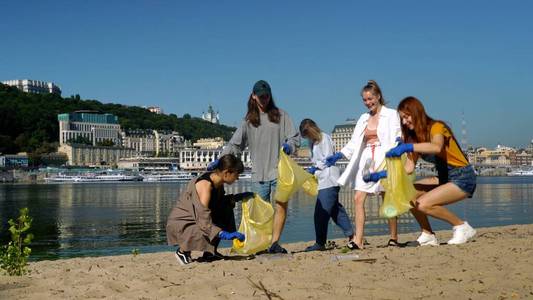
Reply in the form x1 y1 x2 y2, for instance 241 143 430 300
397 96 437 143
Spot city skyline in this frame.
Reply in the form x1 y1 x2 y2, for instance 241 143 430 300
1 1 532 148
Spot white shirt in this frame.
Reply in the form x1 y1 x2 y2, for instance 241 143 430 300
337 106 401 187
311 133 340 190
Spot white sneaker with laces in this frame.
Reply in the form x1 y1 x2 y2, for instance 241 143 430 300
416 232 439 246
447 222 476 245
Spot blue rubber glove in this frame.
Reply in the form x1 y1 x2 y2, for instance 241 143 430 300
386 143 414 157
306 166 318 175
325 152 344 167
363 170 388 182
218 231 245 241
234 192 254 202
282 143 291 155
207 159 220 171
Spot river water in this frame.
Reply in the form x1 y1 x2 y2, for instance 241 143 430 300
0 176 532 260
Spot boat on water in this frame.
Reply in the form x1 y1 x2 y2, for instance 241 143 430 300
507 169 533 176
141 171 194 182
45 173 142 183
238 172 252 180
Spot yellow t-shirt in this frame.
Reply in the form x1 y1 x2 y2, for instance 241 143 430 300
430 122 469 167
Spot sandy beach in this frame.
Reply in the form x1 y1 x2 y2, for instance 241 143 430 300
1 224 532 299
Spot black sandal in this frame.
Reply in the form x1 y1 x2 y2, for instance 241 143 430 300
387 239 400 247
347 241 362 250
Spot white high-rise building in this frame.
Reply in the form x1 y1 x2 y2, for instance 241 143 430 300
2 79 61 95
58 111 122 146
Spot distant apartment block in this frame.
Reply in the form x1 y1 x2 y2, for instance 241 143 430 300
331 119 357 152
59 144 134 167
193 137 224 150
58 111 122 146
2 79 61 95
179 148 251 170
121 130 186 157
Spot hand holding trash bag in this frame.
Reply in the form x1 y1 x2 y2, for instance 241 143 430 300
386 141 413 157
219 231 245 241
282 143 291 155
363 170 388 182
306 166 318 175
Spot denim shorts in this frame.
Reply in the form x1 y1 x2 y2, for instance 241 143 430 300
253 179 277 203
447 165 477 197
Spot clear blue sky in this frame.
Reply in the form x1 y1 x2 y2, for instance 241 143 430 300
1 1 532 148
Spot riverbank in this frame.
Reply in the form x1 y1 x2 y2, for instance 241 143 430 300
1 224 532 299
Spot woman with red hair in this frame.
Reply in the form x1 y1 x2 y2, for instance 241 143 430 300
368 96 477 245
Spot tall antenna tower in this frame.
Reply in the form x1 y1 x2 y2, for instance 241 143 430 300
461 111 467 149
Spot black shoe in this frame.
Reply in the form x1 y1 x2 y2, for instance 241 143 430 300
347 241 362 250
268 242 288 254
197 251 224 262
304 243 326 252
175 249 191 265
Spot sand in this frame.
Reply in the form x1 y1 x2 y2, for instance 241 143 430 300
1 224 532 299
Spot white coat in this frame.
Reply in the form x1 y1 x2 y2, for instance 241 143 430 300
337 106 401 187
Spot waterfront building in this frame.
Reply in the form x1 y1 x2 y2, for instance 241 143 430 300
193 137 225 149
0 153 29 169
58 144 134 167
154 130 186 156
510 150 532 167
331 119 357 152
472 145 515 167
121 130 158 157
58 111 122 146
202 105 219 124
2 79 61 95
179 148 251 170
117 157 180 171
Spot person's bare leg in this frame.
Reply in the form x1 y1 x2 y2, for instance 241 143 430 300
271 201 288 243
353 191 367 248
411 179 439 234
416 183 468 226
388 217 398 241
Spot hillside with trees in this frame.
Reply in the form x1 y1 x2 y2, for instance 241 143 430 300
0 83 236 155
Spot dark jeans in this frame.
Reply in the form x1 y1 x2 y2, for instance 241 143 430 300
314 186 354 245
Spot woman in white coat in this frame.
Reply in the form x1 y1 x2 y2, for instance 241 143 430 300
325 80 401 249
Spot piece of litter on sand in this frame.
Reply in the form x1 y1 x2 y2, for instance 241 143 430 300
331 254 377 264
331 254 359 261
256 253 292 261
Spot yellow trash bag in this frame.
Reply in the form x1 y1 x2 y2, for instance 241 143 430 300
274 149 318 202
231 194 274 255
379 155 416 218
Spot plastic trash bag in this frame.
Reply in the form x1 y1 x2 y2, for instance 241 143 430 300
378 155 416 218
231 194 274 255
274 149 318 202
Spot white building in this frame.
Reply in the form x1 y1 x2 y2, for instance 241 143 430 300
58 111 122 146
193 137 225 150
179 148 251 170
146 106 163 114
331 119 357 152
2 79 61 95
202 105 219 124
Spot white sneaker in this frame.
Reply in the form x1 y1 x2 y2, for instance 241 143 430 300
447 222 476 245
416 232 439 246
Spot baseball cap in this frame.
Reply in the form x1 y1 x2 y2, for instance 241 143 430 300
252 80 271 97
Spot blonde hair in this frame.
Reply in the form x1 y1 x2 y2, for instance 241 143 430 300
361 80 386 105
299 119 322 144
